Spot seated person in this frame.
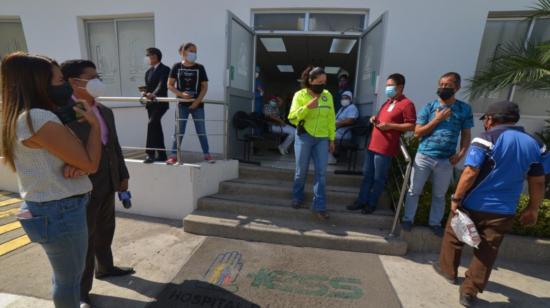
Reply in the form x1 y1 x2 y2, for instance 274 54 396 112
263 96 295 155
329 91 359 164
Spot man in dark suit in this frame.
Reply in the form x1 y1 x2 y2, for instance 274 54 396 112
142 47 170 163
60 59 134 307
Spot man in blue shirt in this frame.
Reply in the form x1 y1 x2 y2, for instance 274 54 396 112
402 72 474 236
433 101 546 307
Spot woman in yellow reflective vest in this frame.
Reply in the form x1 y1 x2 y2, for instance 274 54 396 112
288 66 336 220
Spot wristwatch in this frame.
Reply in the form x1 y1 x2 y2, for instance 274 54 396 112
451 194 463 203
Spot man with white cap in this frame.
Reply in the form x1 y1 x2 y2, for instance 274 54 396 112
329 90 359 164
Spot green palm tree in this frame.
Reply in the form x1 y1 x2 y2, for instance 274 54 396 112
467 0 550 98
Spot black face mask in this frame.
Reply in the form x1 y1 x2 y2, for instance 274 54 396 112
310 84 325 94
49 83 74 106
437 87 455 101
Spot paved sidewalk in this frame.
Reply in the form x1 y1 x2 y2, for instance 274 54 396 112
0 213 549 308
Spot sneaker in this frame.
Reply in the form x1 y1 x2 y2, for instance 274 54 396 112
430 225 444 237
204 154 215 162
278 145 286 155
165 157 178 165
401 221 413 232
432 262 457 284
80 301 91 308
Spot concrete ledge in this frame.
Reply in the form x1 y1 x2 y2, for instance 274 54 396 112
0 157 239 220
401 226 550 264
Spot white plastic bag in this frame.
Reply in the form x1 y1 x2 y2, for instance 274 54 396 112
451 209 481 249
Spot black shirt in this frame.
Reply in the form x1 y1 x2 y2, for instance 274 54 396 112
169 62 208 107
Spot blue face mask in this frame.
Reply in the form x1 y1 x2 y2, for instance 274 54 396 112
385 86 397 98
186 52 197 63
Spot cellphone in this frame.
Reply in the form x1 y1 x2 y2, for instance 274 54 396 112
74 101 85 119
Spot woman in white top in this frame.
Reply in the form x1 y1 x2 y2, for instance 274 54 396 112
0 52 102 308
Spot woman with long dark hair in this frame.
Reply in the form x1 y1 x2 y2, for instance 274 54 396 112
1 52 102 307
288 66 336 220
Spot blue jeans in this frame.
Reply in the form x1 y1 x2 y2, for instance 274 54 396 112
171 105 210 155
357 150 392 210
19 195 89 308
402 152 453 226
292 133 329 212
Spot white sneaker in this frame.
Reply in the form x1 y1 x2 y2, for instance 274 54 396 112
80 302 91 308
328 155 337 165
278 145 286 155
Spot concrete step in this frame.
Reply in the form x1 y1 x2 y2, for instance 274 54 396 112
198 194 394 229
219 178 393 211
184 210 407 256
239 165 363 187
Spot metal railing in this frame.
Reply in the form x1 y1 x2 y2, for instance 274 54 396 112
96 96 228 163
387 138 413 238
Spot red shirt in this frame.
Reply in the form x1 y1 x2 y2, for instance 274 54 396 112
368 95 416 157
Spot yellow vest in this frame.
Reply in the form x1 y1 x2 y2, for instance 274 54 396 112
288 88 336 141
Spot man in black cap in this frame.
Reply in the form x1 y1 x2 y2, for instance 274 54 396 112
433 101 547 307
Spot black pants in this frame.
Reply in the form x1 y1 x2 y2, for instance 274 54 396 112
80 188 116 299
146 104 168 160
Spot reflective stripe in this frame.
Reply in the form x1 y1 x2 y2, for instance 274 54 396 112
471 137 494 150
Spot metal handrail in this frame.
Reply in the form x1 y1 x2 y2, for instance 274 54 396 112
95 96 228 162
387 138 413 238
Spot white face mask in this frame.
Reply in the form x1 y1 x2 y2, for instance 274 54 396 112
83 78 106 98
341 99 351 107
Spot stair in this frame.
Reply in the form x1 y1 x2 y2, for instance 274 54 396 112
184 165 407 256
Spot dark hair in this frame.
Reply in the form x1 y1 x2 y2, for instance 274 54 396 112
146 47 162 61
300 66 326 89
1 52 56 170
179 42 197 53
60 59 97 81
388 73 405 86
440 72 461 87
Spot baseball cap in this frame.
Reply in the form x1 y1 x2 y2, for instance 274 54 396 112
479 100 520 121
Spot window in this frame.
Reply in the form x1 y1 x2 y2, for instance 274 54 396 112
254 13 305 31
253 11 367 33
308 13 365 32
85 18 154 101
0 19 27 58
472 17 550 116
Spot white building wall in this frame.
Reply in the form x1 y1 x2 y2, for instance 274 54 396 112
0 0 541 154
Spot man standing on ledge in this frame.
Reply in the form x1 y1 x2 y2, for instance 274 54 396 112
142 47 170 163
433 101 546 307
61 60 135 308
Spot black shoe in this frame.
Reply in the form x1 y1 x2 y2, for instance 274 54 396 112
432 262 457 284
361 207 375 215
346 201 365 211
95 266 135 279
143 157 155 164
430 225 444 237
291 200 303 209
401 221 413 232
156 156 168 162
316 211 330 220
459 292 476 307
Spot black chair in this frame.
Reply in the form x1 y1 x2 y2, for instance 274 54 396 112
232 111 262 165
334 116 373 175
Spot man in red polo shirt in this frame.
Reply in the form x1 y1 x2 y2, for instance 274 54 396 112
348 73 416 214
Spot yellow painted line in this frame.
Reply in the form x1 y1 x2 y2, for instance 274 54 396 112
0 235 31 256
0 208 19 219
0 221 21 235
0 198 21 207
